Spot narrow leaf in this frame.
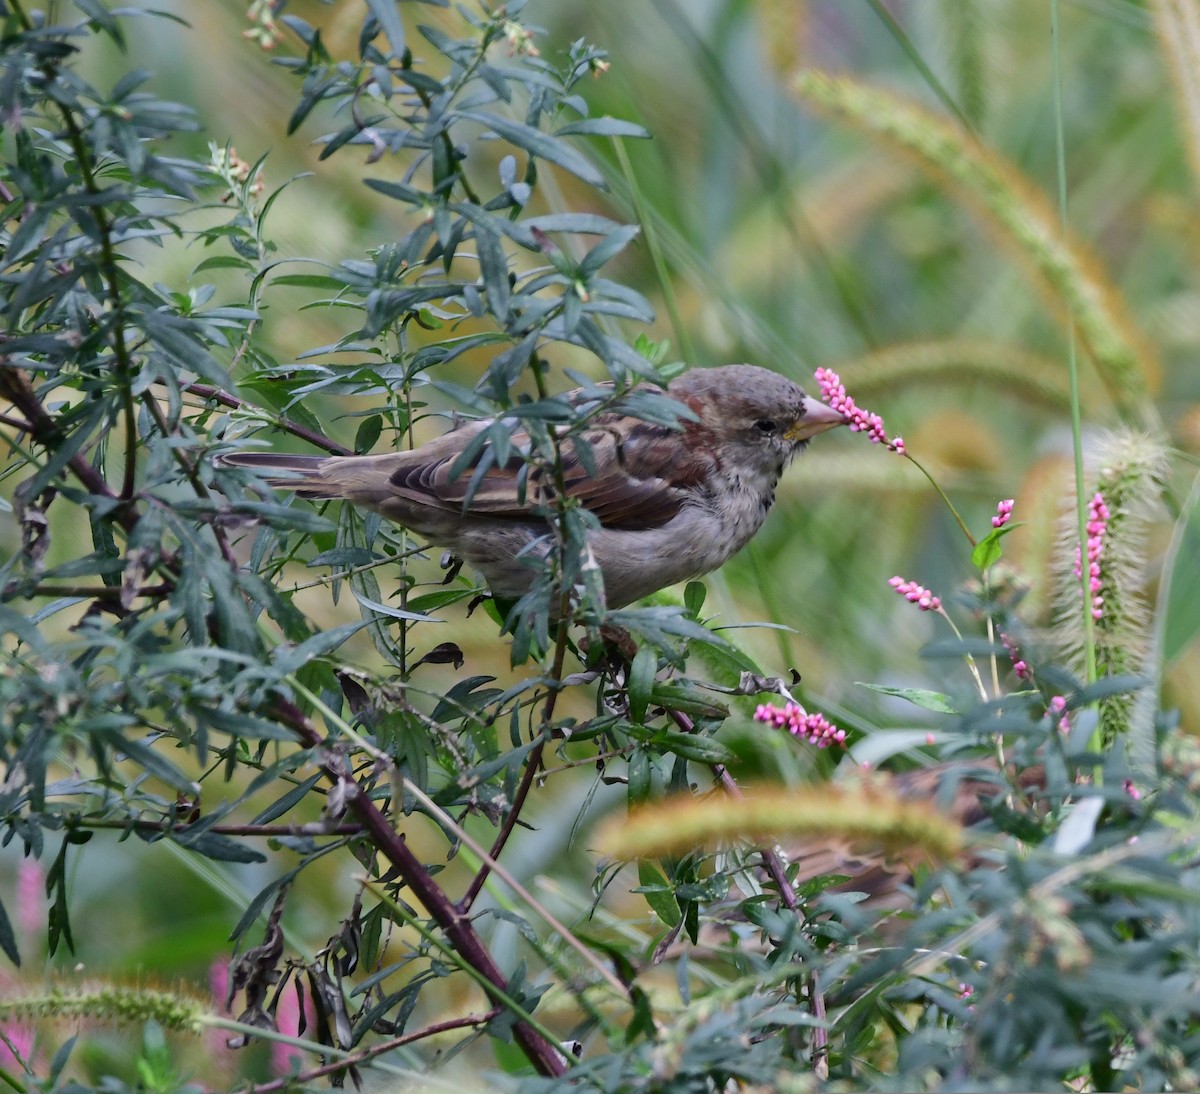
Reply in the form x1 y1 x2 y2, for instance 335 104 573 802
457 110 607 188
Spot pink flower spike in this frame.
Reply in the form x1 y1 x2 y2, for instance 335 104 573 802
1000 632 1032 681
1122 778 1141 802
813 366 906 454
1073 492 1110 620
888 575 942 612
1048 695 1070 734
753 702 846 749
992 499 1015 529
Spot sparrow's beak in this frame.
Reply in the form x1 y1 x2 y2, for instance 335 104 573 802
786 396 848 442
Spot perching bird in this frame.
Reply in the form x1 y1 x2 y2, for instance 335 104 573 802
218 364 845 608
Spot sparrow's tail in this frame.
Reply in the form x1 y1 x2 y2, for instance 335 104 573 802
217 451 345 499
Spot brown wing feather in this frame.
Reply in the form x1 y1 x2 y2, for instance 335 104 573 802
385 417 716 530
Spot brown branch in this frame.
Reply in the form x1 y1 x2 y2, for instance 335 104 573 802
459 736 544 914
17 582 172 601
182 381 353 456
4 362 564 1075
0 410 33 432
668 706 829 1077
73 816 364 838
0 366 136 533
234 1009 501 1093
270 696 567 1078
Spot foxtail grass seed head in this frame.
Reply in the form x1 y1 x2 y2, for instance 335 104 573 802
793 70 1160 421
815 367 905 453
597 784 964 862
889 575 942 612
753 702 847 748
0 985 206 1033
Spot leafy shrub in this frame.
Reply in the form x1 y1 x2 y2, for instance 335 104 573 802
2 3 1200 1093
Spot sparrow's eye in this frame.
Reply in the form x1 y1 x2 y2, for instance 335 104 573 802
753 418 778 435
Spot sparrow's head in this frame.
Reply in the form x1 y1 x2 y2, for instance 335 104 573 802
668 364 846 474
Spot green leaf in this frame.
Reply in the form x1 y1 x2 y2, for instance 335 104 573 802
355 414 383 454
856 683 958 714
74 0 126 49
270 273 345 289
555 117 651 139
636 861 682 928
628 645 657 724
475 223 511 318
971 523 1021 570
577 224 640 279
646 683 729 720
628 746 651 805
656 731 735 765
201 708 298 742
364 0 406 59
353 590 440 622
273 621 370 674
172 830 267 864
0 895 19 966
251 774 323 825
193 255 251 273
364 178 427 206
456 110 607 188
683 581 707 618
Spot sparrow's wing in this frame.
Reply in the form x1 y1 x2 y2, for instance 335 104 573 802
392 417 716 530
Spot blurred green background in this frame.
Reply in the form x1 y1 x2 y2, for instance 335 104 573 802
4 0 1199 1081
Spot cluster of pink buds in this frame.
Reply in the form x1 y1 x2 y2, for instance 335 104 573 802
889 575 942 612
1048 695 1069 734
1073 492 1110 620
1122 778 1141 802
1000 633 1030 681
814 367 905 454
754 702 847 749
992 499 1015 528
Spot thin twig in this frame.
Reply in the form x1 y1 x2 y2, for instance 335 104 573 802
668 706 828 1077
71 816 363 838
231 1009 501 1093
181 381 353 456
270 695 568 1078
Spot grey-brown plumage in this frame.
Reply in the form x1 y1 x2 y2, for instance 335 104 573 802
218 364 845 607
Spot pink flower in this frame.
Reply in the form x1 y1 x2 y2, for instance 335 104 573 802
1000 633 1031 681
753 702 847 749
814 367 905 453
992 499 1015 529
1048 695 1069 734
1122 778 1141 802
1073 492 1110 620
888 575 942 612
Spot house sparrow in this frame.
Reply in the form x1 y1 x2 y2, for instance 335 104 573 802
218 364 845 608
